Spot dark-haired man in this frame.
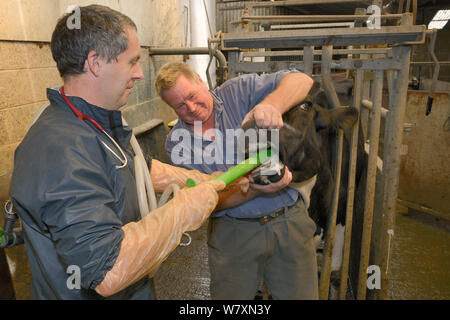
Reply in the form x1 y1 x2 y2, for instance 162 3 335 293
9 5 225 300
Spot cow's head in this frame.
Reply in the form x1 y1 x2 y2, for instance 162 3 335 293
279 96 358 183
242 93 359 236
241 94 358 186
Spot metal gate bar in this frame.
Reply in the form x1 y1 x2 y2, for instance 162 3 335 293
376 44 412 300
357 69 384 299
318 46 344 300
339 68 363 299
222 25 425 48
303 46 314 76
211 12 423 299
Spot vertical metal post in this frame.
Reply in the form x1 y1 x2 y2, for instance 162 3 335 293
359 70 372 140
377 45 411 300
357 69 384 299
318 45 343 300
386 70 393 104
371 13 413 300
339 68 363 300
321 47 341 108
228 51 238 79
303 46 314 76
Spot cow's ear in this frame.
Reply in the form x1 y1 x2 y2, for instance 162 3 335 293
331 107 359 130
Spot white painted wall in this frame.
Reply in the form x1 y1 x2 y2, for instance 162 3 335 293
187 0 216 88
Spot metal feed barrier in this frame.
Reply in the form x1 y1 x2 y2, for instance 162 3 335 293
149 4 429 299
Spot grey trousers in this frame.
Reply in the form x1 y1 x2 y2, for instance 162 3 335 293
207 198 318 300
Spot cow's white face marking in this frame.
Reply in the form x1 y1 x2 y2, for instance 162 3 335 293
331 223 346 272
313 228 324 251
289 174 318 209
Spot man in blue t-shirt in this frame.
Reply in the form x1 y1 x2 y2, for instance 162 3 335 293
156 62 318 299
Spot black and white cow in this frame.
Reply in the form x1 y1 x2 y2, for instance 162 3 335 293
244 78 368 299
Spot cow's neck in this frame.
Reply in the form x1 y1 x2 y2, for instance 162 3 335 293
289 174 318 209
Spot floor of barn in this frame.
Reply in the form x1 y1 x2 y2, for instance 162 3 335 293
153 224 212 300
3 210 450 300
388 209 450 299
156 209 450 300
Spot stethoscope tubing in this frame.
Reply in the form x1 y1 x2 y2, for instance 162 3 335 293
59 87 128 169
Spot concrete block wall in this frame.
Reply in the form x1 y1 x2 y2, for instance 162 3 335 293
0 42 61 200
0 0 189 201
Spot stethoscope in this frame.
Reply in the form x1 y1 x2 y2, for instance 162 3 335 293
23 86 192 246
59 87 128 169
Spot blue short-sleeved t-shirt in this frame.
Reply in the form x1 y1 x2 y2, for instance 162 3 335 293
166 70 301 218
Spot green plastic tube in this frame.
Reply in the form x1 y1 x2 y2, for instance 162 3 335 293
186 149 272 188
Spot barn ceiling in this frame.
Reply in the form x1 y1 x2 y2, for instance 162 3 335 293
218 0 450 28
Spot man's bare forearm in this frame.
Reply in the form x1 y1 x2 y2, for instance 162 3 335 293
262 72 313 114
216 185 260 211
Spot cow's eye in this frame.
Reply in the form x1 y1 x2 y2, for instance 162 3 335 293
300 101 313 111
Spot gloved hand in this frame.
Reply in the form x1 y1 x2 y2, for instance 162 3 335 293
150 159 216 192
95 179 225 297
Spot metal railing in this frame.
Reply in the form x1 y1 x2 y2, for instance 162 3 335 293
215 11 425 300
148 8 429 299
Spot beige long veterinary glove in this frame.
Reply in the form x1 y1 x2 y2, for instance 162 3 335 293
150 159 216 191
95 179 225 297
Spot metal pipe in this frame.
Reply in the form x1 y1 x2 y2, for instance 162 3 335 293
318 46 343 300
426 29 440 115
0 200 24 249
270 22 354 29
221 25 426 48
321 53 342 108
410 61 450 65
377 44 412 300
228 51 239 79
357 70 384 300
149 46 228 86
339 68 363 300
149 47 227 67
361 99 389 118
241 48 391 57
239 14 404 23
303 46 313 76
247 0 365 7
396 198 449 222
149 47 208 55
